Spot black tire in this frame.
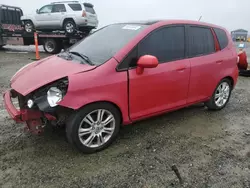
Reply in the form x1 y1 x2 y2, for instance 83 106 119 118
205 78 232 111
24 20 34 33
63 20 76 34
66 102 121 153
43 39 62 54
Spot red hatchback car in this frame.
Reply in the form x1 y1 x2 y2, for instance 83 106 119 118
3 20 238 153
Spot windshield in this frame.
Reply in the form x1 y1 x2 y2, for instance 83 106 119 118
69 23 148 65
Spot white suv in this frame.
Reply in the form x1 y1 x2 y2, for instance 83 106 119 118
21 1 99 34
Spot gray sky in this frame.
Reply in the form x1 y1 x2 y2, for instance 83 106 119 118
1 0 249 32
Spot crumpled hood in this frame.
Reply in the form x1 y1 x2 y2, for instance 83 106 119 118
11 55 96 96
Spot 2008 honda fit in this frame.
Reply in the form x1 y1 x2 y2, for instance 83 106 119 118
3 20 238 153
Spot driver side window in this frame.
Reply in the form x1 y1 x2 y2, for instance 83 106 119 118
39 5 53 14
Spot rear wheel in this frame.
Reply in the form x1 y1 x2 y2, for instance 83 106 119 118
43 39 62 54
24 20 34 33
66 103 121 153
63 20 76 34
205 78 232 110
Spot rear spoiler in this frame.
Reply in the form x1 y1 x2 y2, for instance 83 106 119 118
83 3 94 8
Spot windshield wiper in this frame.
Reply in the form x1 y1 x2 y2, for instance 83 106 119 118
58 51 72 60
69 51 94 65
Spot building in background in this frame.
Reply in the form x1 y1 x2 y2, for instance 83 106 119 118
231 29 248 41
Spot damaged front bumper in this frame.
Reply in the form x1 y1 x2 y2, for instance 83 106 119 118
3 90 56 135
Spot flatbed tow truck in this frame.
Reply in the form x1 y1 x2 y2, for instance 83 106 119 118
0 4 89 54
1 29 89 54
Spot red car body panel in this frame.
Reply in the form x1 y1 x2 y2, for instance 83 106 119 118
128 58 191 120
4 19 239 127
59 58 131 124
11 55 96 96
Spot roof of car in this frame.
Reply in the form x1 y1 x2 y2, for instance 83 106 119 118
120 20 162 25
119 19 225 30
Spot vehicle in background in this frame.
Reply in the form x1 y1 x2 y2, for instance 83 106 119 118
21 1 98 34
0 4 89 54
0 4 24 47
3 20 238 153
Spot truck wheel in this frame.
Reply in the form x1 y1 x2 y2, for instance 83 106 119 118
43 39 62 54
205 78 232 111
63 20 76 34
66 102 121 153
24 20 34 33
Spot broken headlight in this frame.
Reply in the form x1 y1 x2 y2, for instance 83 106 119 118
32 78 68 112
47 87 63 107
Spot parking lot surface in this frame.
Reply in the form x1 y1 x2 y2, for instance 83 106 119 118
0 44 250 188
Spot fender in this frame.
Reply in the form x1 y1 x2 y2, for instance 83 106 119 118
21 15 37 26
59 58 131 124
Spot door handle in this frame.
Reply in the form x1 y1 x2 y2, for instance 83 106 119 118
216 60 223 64
176 66 187 71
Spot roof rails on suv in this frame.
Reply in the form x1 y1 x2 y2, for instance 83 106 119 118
50 1 80 4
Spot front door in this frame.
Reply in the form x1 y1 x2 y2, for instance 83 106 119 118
35 5 53 28
128 25 191 120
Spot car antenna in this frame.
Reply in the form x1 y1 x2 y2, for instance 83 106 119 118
198 16 202 21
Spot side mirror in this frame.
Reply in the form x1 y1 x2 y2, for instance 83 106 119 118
136 55 159 75
36 9 39 14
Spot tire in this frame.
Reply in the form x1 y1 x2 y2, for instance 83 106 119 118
63 20 76 34
43 39 62 54
205 78 232 111
66 102 121 153
24 20 34 33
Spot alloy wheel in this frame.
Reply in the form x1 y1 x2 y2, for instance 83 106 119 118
214 82 230 107
78 109 116 148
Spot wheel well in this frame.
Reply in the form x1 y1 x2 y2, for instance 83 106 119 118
223 76 234 87
23 19 33 23
63 18 75 26
78 101 123 124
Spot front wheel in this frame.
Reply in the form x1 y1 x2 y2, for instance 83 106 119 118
24 20 34 33
66 103 121 153
205 78 232 110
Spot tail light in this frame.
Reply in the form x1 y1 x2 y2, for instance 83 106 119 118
82 11 86 17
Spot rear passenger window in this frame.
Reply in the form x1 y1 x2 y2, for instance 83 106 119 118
52 4 66 12
213 28 228 50
138 26 185 63
187 26 215 57
68 4 82 11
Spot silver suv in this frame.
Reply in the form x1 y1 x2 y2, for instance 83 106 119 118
21 1 98 34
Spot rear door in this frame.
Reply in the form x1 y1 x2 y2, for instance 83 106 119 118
83 3 98 26
186 25 220 103
51 4 66 27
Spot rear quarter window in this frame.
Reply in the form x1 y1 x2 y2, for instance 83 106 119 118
213 28 229 50
68 3 82 11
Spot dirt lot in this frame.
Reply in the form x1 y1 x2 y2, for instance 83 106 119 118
0 44 250 188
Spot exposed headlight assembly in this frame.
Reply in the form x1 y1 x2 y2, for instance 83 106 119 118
31 78 68 111
47 87 63 107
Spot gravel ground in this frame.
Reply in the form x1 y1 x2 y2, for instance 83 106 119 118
0 44 250 188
